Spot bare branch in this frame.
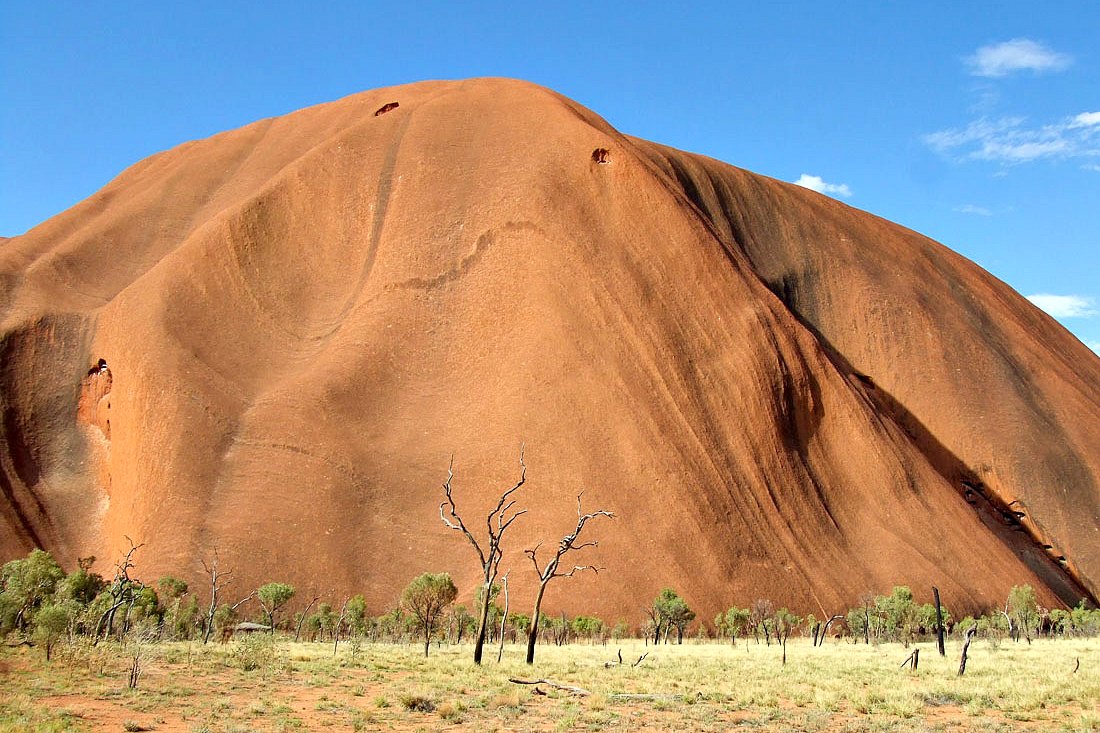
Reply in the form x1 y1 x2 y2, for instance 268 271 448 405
229 591 256 612
499 508 528 534
508 678 590 696
524 544 545 576
555 564 602 579
488 446 527 536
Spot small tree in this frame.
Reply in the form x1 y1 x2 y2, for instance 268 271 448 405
257 582 296 634
876 586 917 643
1007 585 1039 644
853 592 874 644
0 549 65 633
344 595 369 637
157 576 188 640
32 603 71 660
751 599 774 645
654 588 695 644
716 606 750 647
445 605 474 644
773 608 801 665
402 573 458 657
524 492 613 664
439 449 528 665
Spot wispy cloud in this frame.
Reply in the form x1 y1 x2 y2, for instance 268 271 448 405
923 112 1100 164
1026 294 1098 319
954 204 992 216
793 174 852 198
1089 341 1100 354
967 39 1072 78
1070 111 1100 129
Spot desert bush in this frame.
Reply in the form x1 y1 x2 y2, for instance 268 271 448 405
231 632 281 673
399 692 436 712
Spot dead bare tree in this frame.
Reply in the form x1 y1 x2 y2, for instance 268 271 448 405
440 448 528 665
294 589 325 642
332 597 350 657
199 548 254 644
816 615 844 647
94 537 145 644
524 492 614 664
200 549 229 644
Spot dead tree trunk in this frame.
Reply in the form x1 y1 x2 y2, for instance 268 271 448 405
817 615 844 647
957 624 978 676
933 587 946 657
333 598 350 657
94 538 144 644
440 448 528 666
294 592 323 642
200 548 233 645
497 572 510 663
524 492 613 664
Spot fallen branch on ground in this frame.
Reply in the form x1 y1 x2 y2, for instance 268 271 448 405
508 678 591 696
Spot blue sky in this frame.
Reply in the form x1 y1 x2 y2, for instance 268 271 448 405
1 2 1097 352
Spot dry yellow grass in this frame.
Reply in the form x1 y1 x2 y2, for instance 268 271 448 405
1 635 1097 731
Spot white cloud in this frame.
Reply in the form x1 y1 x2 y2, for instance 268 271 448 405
1084 164 1100 172
967 39 1072 78
1089 341 1100 354
793 174 852 198
954 204 992 216
1069 111 1100 129
1026 294 1098 319
923 112 1100 165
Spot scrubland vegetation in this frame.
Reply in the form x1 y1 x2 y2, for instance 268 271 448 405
3 547 1100 731
2 631 1097 732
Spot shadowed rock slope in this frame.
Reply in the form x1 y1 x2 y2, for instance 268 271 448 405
2 79 1097 620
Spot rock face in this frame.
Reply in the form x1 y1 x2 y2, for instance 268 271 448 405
1 79 1097 620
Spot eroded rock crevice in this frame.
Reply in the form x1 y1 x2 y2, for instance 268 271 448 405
77 359 112 440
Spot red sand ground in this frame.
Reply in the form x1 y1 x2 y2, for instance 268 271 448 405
1 79 1097 620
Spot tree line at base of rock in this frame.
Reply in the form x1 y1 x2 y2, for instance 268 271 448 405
3 547 1099 666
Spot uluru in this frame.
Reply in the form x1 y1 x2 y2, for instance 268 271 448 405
1 78 1097 621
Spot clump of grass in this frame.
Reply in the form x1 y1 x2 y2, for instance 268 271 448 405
486 690 522 710
921 690 968 707
436 701 462 722
399 693 436 712
230 634 280 674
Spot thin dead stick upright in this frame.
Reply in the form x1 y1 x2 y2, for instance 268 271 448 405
200 548 230 645
440 447 528 665
958 624 978 676
497 571 510 663
524 491 614 664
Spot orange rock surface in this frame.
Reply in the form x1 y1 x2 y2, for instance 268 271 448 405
1 79 1097 620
